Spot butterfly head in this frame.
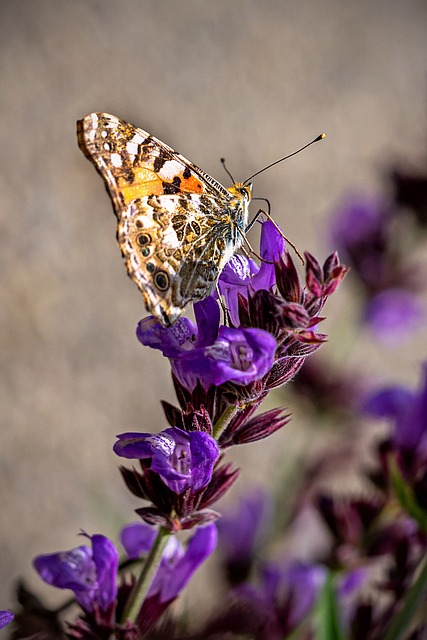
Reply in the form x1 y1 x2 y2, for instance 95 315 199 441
227 182 253 203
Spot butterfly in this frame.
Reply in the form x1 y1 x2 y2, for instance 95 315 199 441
77 113 253 327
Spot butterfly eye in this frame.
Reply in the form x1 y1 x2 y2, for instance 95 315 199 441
154 271 169 291
137 233 151 247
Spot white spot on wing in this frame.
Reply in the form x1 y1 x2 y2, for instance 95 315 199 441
132 133 145 144
127 142 138 155
111 153 122 167
158 160 183 181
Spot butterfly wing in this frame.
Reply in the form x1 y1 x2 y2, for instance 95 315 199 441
77 113 240 326
77 113 231 209
117 192 239 325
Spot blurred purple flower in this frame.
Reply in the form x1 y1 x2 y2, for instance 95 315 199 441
114 426 219 494
364 364 427 519
218 220 285 326
120 522 158 560
364 289 424 345
331 195 423 341
0 610 14 629
138 296 277 391
33 534 118 614
338 567 367 597
364 362 427 453
232 560 326 635
120 522 217 603
217 489 272 584
264 561 326 629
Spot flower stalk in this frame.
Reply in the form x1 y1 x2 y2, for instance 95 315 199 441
213 404 240 440
121 526 171 624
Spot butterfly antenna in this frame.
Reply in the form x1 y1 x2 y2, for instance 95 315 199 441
243 133 326 185
220 158 236 184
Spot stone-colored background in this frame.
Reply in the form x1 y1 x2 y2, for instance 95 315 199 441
1 0 427 625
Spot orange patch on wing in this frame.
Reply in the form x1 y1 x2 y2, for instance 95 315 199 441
179 175 204 193
118 168 164 203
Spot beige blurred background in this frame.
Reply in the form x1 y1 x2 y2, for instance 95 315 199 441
1 0 427 621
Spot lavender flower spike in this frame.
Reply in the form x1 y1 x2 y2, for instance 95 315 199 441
114 427 219 494
33 534 118 614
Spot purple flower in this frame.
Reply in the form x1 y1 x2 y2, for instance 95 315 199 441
232 560 326 635
0 610 14 629
33 534 118 614
120 522 217 603
217 489 272 584
114 426 219 493
172 324 277 390
364 289 424 345
330 195 423 341
218 220 285 326
120 522 158 560
137 296 277 391
261 561 326 628
364 362 427 454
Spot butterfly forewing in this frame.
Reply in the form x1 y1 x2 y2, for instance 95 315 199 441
77 112 250 326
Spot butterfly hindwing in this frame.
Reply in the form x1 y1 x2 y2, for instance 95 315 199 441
118 193 237 325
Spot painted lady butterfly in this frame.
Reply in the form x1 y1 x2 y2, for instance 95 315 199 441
77 113 252 327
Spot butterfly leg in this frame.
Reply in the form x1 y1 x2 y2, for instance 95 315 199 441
216 284 231 326
247 207 304 265
245 198 271 233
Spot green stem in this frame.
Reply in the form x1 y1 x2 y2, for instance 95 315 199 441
121 526 171 624
213 404 240 440
384 554 427 640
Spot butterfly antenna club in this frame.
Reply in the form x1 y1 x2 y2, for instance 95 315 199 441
244 133 326 184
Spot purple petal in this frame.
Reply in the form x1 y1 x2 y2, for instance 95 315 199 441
188 431 220 491
33 535 118 613
33 545 95 593
220 254 259 286
219 255 259 326
0 610 14 630
90 534 119 611
259 219 285 262
194 297 220 347
136 316 197 357
159 524 217 602
120 522 158 560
